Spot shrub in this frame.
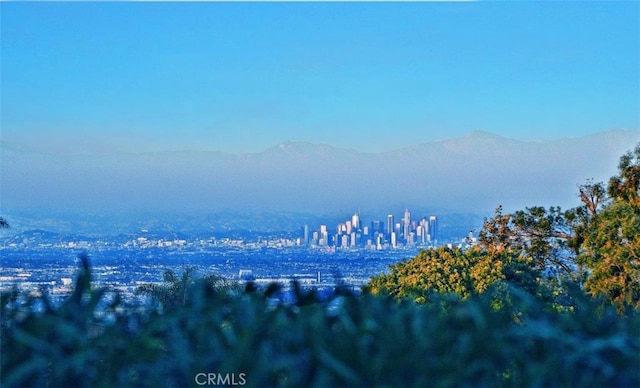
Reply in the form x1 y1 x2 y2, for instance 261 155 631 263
2 256 639 387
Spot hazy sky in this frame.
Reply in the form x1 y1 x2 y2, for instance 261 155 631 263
2 1 639 154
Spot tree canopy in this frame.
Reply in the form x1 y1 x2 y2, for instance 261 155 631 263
136 266 240 310
366 246 540 304
576 144 640 312
368 143 640 313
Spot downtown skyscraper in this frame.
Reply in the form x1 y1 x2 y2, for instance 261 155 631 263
302 210 438 250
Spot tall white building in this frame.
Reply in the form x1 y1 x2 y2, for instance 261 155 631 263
387 214 394 237
419 218 430 244
403 209 411 240
416 225 426 244
320 225 328 246
352 213 360 230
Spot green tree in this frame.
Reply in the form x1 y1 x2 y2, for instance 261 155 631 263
608 143 640 208
566 179 608 257
367 247 474 301
479 205 575 277
137 266 196 308
576 144 640 312
367 146 640 308
136 266 239 309
366 246 539 303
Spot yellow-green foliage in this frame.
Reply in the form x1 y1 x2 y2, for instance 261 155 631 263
371 143 640 314
576 144 640 313
578 200 640 312
366 246 536 302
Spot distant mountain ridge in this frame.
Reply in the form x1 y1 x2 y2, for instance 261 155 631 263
2 129 639 217
3 129 636 157
258 129 637 156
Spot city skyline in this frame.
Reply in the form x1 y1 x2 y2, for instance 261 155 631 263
2 2 638 155
302 209 439 250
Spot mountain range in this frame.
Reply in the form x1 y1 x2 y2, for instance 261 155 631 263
2 130 639 223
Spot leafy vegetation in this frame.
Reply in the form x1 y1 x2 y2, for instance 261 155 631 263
2 256 638 387
369 143 640 313
576 144 640 312
136 266 241 310
366 247 522 301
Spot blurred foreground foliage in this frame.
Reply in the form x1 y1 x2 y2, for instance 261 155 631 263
2 255 639 387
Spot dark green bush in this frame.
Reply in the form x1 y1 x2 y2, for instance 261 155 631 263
2 256 639 387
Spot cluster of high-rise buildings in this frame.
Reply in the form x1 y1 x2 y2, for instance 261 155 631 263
301 210 438 250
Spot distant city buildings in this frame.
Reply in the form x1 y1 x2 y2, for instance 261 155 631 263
301 210 438 250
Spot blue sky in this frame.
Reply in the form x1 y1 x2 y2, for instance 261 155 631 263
2 1 639 154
